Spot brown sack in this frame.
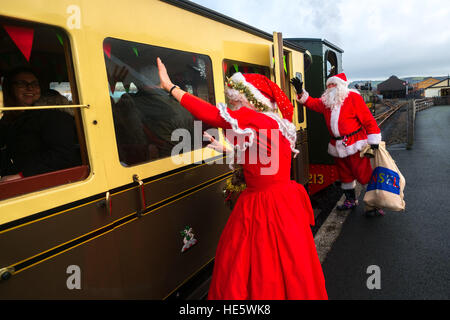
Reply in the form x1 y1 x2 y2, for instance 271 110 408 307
361 142 406 211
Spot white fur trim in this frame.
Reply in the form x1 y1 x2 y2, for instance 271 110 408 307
230 73 276 110
367 133 382 145
217 102 255 152
329 105 341 138
217 103 255 169
297 90 309 104
341 180 356 190
328 139 369 158
326 76 349 88
262 112 300 156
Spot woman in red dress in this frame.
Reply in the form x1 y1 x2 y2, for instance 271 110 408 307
157 58 327 300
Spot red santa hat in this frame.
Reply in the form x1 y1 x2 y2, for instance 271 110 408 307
225 72 294 122
326 72 349 88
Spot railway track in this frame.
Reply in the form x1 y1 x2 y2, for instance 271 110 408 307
375 100 408 126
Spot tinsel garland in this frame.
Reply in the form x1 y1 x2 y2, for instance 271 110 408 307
226 77 271 113
224 176 246 193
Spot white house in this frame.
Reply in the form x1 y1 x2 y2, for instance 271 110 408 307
424 77 450 97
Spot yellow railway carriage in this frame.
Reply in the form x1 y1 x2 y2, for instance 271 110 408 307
0 0 309 299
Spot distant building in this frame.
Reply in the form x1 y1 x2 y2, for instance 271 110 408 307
424 77 450 97
412 78 441 97
377 75 411 99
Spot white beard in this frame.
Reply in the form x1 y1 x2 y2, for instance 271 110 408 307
321 85 350 110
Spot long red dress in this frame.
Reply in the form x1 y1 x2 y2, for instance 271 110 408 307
180 93 328 300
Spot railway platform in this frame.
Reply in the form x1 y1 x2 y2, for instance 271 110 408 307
317 105 450 299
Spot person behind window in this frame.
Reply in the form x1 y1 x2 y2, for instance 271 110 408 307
36 88 75 116
0 67 81 182
112 93 157 165
127 65 196 157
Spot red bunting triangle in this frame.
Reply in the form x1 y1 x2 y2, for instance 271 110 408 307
103 42 111 58
4 25 34 62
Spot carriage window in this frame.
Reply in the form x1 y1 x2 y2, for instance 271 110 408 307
282 52 291 98
103 37 216 166
304 50 313 73
223 59 270 80
325 50 338 79
0 18 87 201
223 60 270 105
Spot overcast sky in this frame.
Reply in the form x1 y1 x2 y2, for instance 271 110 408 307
191 0 450 82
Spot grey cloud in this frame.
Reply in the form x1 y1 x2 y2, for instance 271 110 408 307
191 0 450 81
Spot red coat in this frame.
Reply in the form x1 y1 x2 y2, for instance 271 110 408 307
298 90 381 158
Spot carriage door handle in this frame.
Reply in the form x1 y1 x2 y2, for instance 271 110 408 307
97 191 112 216
133 174 146 217
105 191 112 215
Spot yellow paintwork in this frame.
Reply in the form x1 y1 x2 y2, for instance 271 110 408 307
0 0 306 225
289 50 306 130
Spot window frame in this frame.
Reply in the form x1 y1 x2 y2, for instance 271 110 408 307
222 59 271 82
102 37 219 168
0 17 90 201
324 50 338 80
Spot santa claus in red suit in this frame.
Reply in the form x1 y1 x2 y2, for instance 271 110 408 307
292 73 383 215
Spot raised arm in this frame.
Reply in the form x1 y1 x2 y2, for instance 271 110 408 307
157 57 231 129
296 91 326 114
290 78 325 114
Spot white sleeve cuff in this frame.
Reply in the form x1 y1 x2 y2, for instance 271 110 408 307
367 133 382 145
296 90 309 104
341 180 356 190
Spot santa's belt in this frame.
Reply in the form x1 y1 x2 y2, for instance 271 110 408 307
332 127 363 140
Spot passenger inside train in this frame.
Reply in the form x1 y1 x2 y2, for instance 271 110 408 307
0 19 83 191
0 68 81 181
104 37 217 166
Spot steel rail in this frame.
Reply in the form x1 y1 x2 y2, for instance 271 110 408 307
375 101 408 127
